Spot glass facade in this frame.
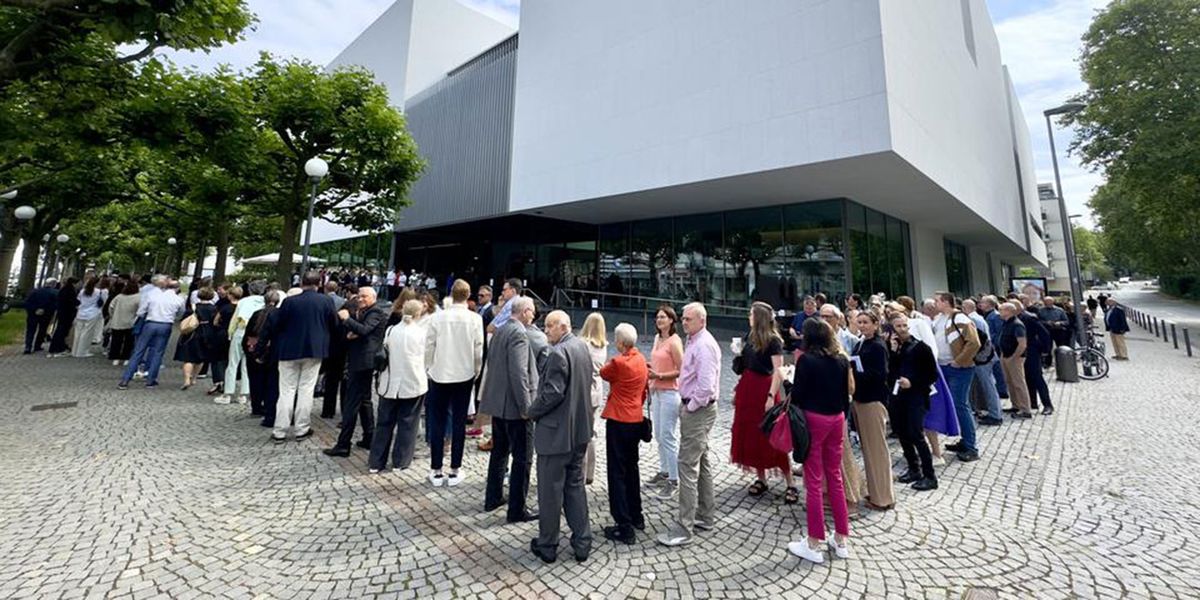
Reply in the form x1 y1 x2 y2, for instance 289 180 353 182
308 232 392 273
594 199 911 315
944 239 971 298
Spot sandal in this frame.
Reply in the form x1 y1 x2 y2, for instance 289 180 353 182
748 480 768 497
784 486 800 504
206 382 223 396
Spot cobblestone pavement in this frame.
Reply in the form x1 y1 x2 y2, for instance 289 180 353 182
1 328 1198 599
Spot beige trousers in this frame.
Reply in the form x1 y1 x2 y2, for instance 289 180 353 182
841 420 864 506
1111 333 1128 359
1001 354 1030 414
851 401 894 508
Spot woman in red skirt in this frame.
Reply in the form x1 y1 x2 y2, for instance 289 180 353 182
731 301 797 503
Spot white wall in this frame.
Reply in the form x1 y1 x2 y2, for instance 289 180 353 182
510 0 890 212
1006 68 1047 266
327 0 414 107
878 0 1028 251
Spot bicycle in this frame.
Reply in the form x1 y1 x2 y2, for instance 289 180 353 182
1076 327 1109 381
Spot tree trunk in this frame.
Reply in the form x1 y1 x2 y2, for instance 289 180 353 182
278 212 299 285
213 222 230 284
15 232 40 297
171 234 186 278
192 238 207 283
0 212 21 300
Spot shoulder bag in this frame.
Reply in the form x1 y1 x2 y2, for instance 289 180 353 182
639 383 654 443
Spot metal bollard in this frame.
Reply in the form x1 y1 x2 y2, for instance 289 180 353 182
1172 324 1178 349
1153 317 1159 337
1164 322 1170 343
1185 328 1194 358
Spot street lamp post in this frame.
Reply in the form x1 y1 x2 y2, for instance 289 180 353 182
37 234 50 286
301 157 328 276
1044 101 1088 347
167 237 177 276
53 234 68 280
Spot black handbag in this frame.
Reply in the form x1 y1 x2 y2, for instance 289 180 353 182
639 384 653 443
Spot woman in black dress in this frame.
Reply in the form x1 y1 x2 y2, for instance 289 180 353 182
245 290 281 426
47 277 79 356
177 287 218 390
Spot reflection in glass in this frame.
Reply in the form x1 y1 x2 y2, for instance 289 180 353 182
673 213 724 306
723 207 784 308
630 218 673 301
599 224 630 306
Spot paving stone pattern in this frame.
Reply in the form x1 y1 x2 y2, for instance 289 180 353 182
0 329 1197 599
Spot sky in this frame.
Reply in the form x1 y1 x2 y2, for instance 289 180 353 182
160 0 1107 226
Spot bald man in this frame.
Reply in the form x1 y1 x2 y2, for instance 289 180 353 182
325 286 388 457
528 311 595 563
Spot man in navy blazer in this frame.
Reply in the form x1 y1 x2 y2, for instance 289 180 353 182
23 279 58 354
256 272 339 443
1104 298 1130 360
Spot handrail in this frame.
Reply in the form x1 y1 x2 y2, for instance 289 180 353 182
553 287 751 314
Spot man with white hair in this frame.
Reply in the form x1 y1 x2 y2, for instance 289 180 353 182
599 322 649 545
997 302 1032 418
658 302 721 548
528 311 594 563
962 298 1003 426
819 303 859 355
480 295 539 523
118 274 185 390
324 286 388 457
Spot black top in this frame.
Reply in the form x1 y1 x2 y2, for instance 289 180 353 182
998 317 1026 358
740 336 783 376
888 337 938 407
791 352 850 416
254 289 338 361
852 336 889 404
343 304 388 372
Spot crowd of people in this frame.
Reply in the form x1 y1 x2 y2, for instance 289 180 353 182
19 266 1132 565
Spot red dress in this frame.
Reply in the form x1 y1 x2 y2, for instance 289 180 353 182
730 342 789 475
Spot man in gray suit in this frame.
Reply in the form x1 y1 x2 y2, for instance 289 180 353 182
480 296 539 523
528 310 594 563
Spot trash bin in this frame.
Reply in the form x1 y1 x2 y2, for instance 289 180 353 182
1055 346 1078 382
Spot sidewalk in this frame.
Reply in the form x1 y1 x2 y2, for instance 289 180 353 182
0 327 1197 599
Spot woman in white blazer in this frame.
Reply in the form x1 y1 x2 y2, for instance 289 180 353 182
369 299 429 473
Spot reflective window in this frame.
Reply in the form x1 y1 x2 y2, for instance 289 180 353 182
598 223 630 304
723 207 784 308
784 200 846 310
673 213 724 306
945 239 971 298
630 218 674 301
867 208 889 296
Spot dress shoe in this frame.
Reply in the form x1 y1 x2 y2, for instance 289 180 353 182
529 539 556 564
603 526 636 545
507 511 539 524
956 449 980 462
294 429 313 441
270 436 287 444
574 551 589 563
911 477 939 491
355 439 372 449
1013 412 1033 419
1003 407 1019 413
320 413 336 419
1041 407 1055 416
897 470 921 484
323 447 351 457
978 416 1003 426
945 441 966 452
483 498 507 512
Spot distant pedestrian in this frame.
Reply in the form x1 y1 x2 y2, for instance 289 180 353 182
244 290 281 424
1104 298 1130 360
176 287 218 390
1018 297 1054 415
106 282 140 366
22 278 58 354
118 276 185 389
217 282 265 405
580 312 609 485
46 277 78 357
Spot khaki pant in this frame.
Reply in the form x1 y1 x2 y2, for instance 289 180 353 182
1001 354 1031 414
676 401 716 536
851 401 894 508
842 420 864 505
1111 333 1128 359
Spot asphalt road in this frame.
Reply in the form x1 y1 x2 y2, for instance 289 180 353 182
1098 281 1200 331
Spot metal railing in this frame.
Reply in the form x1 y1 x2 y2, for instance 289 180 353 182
550 287 761 336
1118 303 1194 358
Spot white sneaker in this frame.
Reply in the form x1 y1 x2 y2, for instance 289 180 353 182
428 471 444 487
827 538 850 559
236 396 248 405
787 541 825 564
122 360 129 366
213 396 232 405
134 371 147 380
447 471 463 487
368 468 381 474
930 455 946 467
112 359 120 366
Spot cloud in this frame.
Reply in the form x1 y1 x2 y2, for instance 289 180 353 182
994 0 1109 227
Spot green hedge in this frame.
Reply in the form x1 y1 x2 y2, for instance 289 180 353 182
1160 274 1200 300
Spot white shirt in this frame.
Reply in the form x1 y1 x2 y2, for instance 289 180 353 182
378 319 429 399
908 313 938 354
425 302 484 384
932 311 973 365
76 289 108 321
138 287 186 324
397 273 407 287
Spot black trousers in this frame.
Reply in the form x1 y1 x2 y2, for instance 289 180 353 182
890 396 935 480
605 420 644 534
1024 352 1053 410
336 369 376 449
47 313 73 354
485 417 533 519
428 379 473 470
369 395 424 470
107 328 135 361
249 360 279 423
320 355 346 418
24 313 53 352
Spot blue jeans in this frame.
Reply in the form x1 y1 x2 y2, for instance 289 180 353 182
991 356 1008 397
121 322 172 385
974 360 1003 420
942 365 977 452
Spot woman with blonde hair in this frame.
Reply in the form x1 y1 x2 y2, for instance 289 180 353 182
579 311 608 485
370 299 429 473
646 304 683 498
731 302 797 503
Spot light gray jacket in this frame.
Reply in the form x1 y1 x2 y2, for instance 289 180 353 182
478 320 537 420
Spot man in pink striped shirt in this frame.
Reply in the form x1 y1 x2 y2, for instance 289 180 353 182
657 302 721 547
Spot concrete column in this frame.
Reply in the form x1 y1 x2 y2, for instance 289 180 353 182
909 224 947 300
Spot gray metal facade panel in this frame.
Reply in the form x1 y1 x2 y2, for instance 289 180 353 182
396 35 517 232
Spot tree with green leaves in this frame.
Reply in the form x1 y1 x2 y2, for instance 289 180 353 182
1067 0 1200 294
246 55 423 282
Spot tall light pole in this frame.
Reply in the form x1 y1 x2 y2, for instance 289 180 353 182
53 234 68 280
300 157 328 277
166 237 177 276
1044 101 1088 347
37 233 51 286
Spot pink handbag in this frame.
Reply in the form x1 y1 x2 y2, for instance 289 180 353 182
768 406 793 454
